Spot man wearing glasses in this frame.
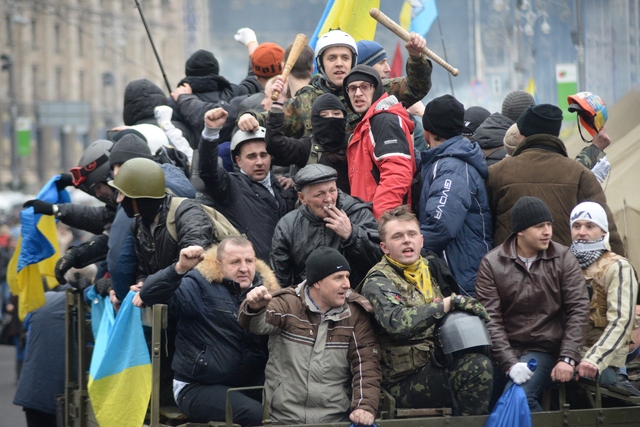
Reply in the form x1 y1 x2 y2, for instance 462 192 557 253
343 65 416 219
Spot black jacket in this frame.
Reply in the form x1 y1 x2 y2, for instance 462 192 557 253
472 113 514 166
133 194 215 281
270 191 382 288
57 204 116 235
139 246 279 386
199 135 297 261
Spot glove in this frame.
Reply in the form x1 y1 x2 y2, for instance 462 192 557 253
56 173 74 191
23 199 55 215
93 277 112 297
591 156 611 183
451 293 490 322
154 105 174 127
68 277 92 293
509 362 534 385
234 27 257 46
55 248 80 284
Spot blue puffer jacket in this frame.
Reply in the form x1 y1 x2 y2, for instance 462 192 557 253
419 135 493 296
139 246 280 387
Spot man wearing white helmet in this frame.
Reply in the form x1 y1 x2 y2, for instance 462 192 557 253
199 108 297 261
237 29 432 137
570 202 640 396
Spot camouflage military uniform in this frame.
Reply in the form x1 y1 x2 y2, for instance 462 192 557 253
359 257 493 415
575 144 605 170
250 55 433 137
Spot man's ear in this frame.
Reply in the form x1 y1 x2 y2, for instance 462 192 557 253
298 191 306 205
234 155 241 164
380 241 389 255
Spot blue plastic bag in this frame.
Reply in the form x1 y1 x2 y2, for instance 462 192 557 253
485 359 536 427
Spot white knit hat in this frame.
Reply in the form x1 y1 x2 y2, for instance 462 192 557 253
570 201 608 233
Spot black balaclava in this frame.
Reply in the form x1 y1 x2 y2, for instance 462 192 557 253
311 94 348 153
120 196 163 225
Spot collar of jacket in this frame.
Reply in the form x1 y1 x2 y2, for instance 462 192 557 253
195 245 280 293
293 280 373 318
512 133 568 157
499 233 561 262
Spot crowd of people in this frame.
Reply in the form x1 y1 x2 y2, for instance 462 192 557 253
9 24 640 427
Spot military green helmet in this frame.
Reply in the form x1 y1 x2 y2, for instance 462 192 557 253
108 157 165 199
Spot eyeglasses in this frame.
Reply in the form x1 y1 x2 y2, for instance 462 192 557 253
346 82 374 95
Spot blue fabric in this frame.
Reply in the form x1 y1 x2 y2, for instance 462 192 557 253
18 175 71 270
217 141 235 172
485 383 531 427
500 352 555 413
419 135 493 296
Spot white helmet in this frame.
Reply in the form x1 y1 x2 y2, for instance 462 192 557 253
314 30 358 77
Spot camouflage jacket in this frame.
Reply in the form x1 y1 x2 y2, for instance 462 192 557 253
250 55 433 137
359 256 449 383
582 251 638 372
575 144 606 170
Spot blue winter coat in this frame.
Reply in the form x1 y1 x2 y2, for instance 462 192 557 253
419 135 493 296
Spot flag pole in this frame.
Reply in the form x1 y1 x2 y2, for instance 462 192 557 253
436 15 454 96
134 0 172 93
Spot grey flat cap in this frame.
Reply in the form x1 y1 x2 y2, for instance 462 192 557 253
294 164 338 190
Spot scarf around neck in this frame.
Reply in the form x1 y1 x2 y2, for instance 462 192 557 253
386 255 434 302
571 236 606 269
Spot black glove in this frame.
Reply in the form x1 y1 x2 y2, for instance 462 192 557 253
23 199 55 215
56 173 74 191
451 293 490 323
54 249 79 284
93 277 112 297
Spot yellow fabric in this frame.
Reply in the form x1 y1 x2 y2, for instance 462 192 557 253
320 0 380 42
385 255 434 302
88 364 152 427
400 0 412 31
6 216 60 321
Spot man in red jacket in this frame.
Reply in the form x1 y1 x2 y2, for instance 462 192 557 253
343 65 416 219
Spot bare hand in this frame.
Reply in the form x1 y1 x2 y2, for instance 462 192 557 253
130 282 143 293
109 289 122 313
323 205 352 240
245 286 272 311
276 175 294 190
551 360 575 382
349 409 375 426
171 83 192 101
592 128 611 151
175 246 205 274
132 292 146 308
110 125 131 132
204 108 229 129
238 114 260 132
405 32 426 57
271 76 289 104
577 360 598 379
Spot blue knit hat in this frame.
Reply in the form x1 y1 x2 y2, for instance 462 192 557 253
356 41 387 67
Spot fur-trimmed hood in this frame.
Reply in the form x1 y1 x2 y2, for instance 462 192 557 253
195 245 280 291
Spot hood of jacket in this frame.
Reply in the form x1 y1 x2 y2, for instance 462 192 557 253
123 79 167 125
512 133 568 157
178 74 232 94
342 64 384 113
472 112 514 149
195 245 280 292
421 135 489 179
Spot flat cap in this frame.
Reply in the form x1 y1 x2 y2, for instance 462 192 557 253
294 164 338 190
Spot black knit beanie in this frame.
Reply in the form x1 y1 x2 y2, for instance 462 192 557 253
109 134 153 168
511 196 553 234
423 95 465 140
305 247 351 286
185 49 220 77
517 104 563 137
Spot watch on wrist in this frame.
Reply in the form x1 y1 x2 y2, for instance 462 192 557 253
559 356 576 367
52 204 60 218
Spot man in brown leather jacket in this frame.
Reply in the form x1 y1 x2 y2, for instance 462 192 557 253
476 196 589 412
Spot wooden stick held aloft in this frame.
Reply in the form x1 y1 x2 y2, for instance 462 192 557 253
369 8 459 77
271 33 309 100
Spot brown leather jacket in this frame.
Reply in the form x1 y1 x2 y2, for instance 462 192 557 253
475 235 590 374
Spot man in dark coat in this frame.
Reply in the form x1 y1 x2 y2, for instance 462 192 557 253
199 108 296 262
136 238 279 426
270 164 382 288
419 95 493 296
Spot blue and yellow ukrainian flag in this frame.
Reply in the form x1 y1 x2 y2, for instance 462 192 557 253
526 76 540 104
7 175 70 320
400 0 439 36
309 0 381 52
88 291 151 427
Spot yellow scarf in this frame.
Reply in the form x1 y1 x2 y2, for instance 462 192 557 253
385 255 434 302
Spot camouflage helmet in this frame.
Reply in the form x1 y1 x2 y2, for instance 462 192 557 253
108 158 165 199
71 139 113 195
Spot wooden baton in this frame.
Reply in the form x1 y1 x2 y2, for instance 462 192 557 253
271 33 309 100
369 8 459 76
